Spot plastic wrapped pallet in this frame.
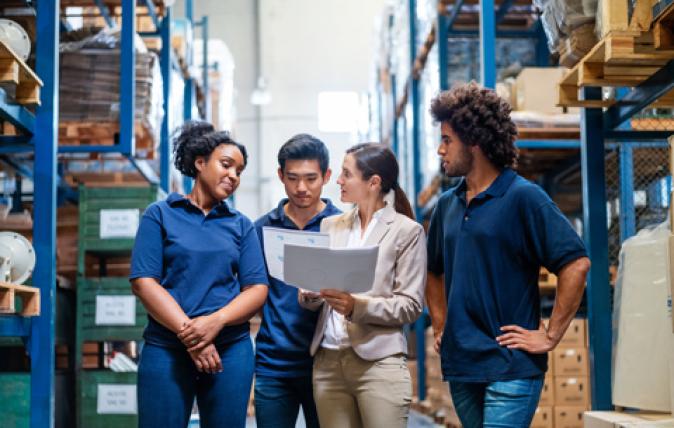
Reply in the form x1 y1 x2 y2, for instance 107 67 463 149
612 221 674 412
58 28 164 144
536 0 597 53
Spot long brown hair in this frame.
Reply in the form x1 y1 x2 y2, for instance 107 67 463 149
346 143 415 220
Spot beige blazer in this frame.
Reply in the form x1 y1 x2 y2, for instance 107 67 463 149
299 204 427 361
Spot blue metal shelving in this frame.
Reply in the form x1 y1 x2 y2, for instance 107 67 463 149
0 1 59 427
0 1 210 425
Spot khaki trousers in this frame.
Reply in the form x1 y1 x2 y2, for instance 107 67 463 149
312 347 412 428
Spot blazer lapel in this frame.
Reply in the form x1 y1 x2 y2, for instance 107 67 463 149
332 208 356 248
364 204 396 246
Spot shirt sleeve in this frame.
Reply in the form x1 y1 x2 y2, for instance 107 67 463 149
525 200 588 274
238 220 270 288
426 199 445 275
129 204 164 281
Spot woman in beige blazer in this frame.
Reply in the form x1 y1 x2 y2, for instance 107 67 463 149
299 143 427 428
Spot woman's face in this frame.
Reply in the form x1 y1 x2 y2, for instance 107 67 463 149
195 143 245 200
336 153 374 205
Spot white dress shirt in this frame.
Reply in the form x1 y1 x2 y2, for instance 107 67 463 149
321 206 386 350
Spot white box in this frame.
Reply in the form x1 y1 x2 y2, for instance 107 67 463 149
613 225 673 411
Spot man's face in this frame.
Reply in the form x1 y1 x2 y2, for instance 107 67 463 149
438 122 473 177
278 159 330 209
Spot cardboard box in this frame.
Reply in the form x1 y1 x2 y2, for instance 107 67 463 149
554 377 590 407
554 406 585 428
514 67 568 114
553 347 588 376
584 411 674 427
531 406 553 428
539 376 555 407
558 318 587 349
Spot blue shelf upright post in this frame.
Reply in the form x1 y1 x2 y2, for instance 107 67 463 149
31 0 60 426
437 2 449 91
580 87 612 409
408 0 427 401
203 17 210 122
120 0 136 157
183 0 194 193
160 7 172 193
479 0 496 88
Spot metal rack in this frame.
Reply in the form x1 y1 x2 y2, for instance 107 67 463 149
392 0 674 411
0 2 59 428
382 0 584 402
0 0 212 425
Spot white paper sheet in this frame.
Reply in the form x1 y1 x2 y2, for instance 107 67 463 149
283 244 378 293
262 227 330 280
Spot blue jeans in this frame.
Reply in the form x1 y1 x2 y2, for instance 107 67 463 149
138 338 254 428
254 374 320 428
449 376 544 428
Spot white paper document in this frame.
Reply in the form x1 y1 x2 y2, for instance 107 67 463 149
262 227 330 280
283 244 379 293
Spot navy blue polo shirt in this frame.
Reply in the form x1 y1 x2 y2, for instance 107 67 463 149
254 199 341 377
130 193 269 348
427 168 587 382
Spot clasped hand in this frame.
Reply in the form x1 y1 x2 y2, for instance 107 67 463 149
178 314 224 373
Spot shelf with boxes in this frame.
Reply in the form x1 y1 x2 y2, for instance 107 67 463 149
0 1 61 427
532 318 591 428
73 184 158 428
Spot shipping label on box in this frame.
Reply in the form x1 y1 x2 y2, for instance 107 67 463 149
539 376 555 407
554 406 585 428
554 377 590 407
553 347 588 376
99 209 140 239
558 318 587 348
95 295 136 326
531 406 553 428
97 384 137 414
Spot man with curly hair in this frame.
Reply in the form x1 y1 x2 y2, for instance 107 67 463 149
425 82 590 427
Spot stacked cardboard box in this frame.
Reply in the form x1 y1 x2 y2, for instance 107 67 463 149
532 318 590 428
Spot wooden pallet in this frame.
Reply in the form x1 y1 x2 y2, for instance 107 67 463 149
557 31 674 107
653 0 674 49
58 121 157 159
0 282 40 316
0 40 43 107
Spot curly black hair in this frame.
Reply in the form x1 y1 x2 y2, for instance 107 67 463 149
172 121 248 178
430 82 518 169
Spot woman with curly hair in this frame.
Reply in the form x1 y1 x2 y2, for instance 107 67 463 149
129 121 268 428
425 83 590 428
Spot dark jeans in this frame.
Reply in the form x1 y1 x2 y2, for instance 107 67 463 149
138 338 254 428
449 376 544 428
254 374 320 428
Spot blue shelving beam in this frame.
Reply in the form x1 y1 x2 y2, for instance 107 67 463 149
160 7 172 193
183 0 195 193
0 0 59 426
408 0 428 402
30 0 60 425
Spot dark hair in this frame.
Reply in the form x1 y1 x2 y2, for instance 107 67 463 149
278 134 330 174
430 82 518 169
346 143 415 220
172 121 248 178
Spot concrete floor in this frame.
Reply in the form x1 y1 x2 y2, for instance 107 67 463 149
242 410 439 427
